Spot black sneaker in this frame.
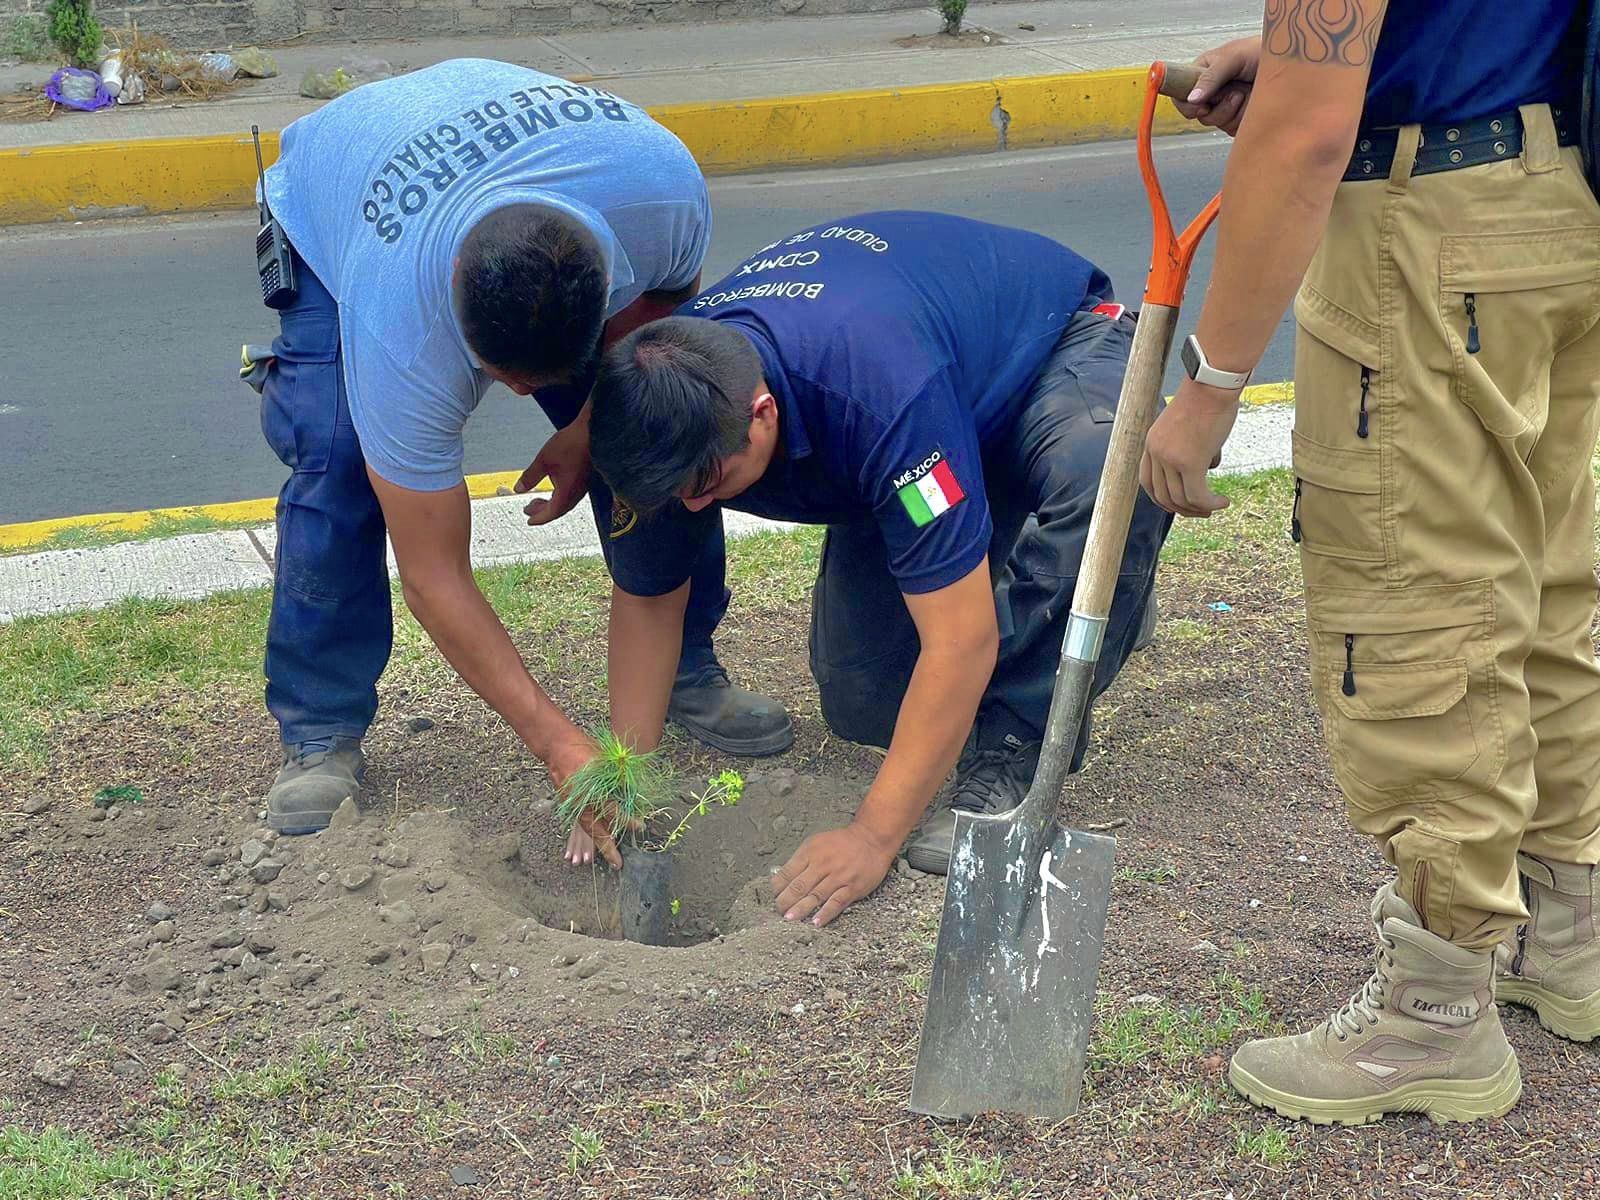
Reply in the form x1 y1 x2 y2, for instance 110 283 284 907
903 734 1040 875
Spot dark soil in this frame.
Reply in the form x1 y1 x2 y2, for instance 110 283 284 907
5 496 1600 1198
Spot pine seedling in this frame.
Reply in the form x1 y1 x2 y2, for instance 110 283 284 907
554 731 672 843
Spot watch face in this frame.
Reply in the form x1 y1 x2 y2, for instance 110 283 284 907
1180 335 1201 380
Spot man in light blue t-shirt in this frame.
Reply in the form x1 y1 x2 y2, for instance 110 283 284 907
255 59 792 846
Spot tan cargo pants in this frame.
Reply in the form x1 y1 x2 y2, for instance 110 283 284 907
1293 106 1600 951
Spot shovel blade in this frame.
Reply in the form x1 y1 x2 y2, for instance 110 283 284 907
909 814 1115 1121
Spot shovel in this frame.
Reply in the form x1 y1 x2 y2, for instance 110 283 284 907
910 61 1220 1122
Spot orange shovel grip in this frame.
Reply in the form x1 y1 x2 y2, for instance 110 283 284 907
1139 61 1222 309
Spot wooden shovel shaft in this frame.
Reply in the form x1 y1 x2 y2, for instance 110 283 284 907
1024 302 1177 809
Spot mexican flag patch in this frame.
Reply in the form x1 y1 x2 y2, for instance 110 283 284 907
895 453 966 528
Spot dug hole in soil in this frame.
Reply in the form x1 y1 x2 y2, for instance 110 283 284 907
18 765 859 1047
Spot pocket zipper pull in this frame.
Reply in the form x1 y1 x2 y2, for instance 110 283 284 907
1356 367 1371 439
1342 633 1357 696
1464 293 1480 355
1291 478 1303 543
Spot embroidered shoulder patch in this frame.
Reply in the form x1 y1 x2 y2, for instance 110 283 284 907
892 451 966 528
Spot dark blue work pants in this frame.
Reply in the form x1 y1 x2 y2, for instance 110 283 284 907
808 308 1171 762
259 249 727 746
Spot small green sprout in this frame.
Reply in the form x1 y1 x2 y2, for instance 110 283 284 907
659 769 745 850
554 731 672 844
670 898 682 917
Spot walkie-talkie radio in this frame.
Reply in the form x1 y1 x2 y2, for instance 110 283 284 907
252 125 297 309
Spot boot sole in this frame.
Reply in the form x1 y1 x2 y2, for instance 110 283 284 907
1228 1053 1521 1127
1497 978 1600 1042
903 844 951 877
666 710 795 758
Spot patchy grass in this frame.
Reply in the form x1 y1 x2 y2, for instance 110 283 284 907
566 1125 605 1175
1090 973 1278 1073
1114 859 1177 885
1160 469 1294 568
1234 1123 1302 1167
893 1134 1012 1198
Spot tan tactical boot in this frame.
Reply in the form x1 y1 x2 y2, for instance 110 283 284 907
1497 853 1600 1042
1229 884 1520 1125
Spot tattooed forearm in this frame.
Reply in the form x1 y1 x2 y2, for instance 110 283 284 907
1262 0 1387 66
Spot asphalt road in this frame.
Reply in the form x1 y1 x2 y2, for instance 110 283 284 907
0 134 1292 524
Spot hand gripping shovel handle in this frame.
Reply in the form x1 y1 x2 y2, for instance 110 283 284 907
1025 61 1222 811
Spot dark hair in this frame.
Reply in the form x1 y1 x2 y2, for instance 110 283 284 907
455 204 607 382
590 316 761 513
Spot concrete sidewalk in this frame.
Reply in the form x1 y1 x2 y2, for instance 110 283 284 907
0 403 1293 624
0 0 1257 149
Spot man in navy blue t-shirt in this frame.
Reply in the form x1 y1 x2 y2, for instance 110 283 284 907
582 211 1169 923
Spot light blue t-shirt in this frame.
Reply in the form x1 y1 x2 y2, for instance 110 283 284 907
265 59 712 491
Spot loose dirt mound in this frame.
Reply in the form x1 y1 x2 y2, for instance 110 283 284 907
9 767 874 1048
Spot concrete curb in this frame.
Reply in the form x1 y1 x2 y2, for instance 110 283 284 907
0 384 1295 556
0 67 1194 225
0 404 1295 623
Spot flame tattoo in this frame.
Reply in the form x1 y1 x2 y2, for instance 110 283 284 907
1262 0 1386 66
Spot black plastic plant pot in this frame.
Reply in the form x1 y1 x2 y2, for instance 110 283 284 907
619 846 674 946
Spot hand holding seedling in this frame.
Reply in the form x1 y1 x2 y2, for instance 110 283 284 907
553 732 669 871
772 822 898 927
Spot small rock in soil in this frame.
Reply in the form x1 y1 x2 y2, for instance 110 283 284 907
574 955 606 979
341 866 373 891
417 1023 445 1039
673 1046 696 1061
469 961 500 982
161 1008 188 1030
449 1165 479 1187
217 946 247 968
240 839 269 867
327 796 361 831
147 921 176 945
378 874 417 904
251 858 285 884
201 847 229 867
267 892 289 911
423 870 449 893
380 903 418 927
419 943 453 972
487 833 521 862
317 872 332 885
291 963 326 990
145 901 177 924
244 931 276 955
608 980 629 994
194 978 214 1000
550 952 578 968
23 798 52 816
824 988 846 1004
106 805 122 821
418 911 445 932
249 890 270 915
241 952 264 980
30 1058 75 1088
126 956 183 995
768 769 797 797
146 1023 175 1045
365 945 392 965
406 716 436 734
87 808 107 823
378 843 412 869
210 929 244 949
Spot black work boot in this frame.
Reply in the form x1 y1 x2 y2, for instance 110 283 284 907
667 668 794 757
267 737 364 835
904 734 1041 875
1132 593 1158 653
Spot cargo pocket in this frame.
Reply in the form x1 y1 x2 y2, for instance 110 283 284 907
1306 580 1503 810
1290 431 1383 563
1440 228 1600 442
1295 285 1383 447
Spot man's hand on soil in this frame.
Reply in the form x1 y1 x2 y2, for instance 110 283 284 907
517 420 592 527
772 823 898 927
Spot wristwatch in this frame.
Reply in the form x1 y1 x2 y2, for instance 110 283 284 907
1181 335 1253 391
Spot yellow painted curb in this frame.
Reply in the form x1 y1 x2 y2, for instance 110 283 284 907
0 470 538 553
0 68 1197 225
3 380 1294 555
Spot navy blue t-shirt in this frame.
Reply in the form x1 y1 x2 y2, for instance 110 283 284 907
1363 1 1583 127
603 211 1110 598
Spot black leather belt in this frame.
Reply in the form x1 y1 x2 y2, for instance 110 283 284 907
1344 105 1579 181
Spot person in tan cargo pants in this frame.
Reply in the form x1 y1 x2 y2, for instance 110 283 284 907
1141 0 1599 1124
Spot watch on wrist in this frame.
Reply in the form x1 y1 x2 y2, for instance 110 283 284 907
1181 335 1253 391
